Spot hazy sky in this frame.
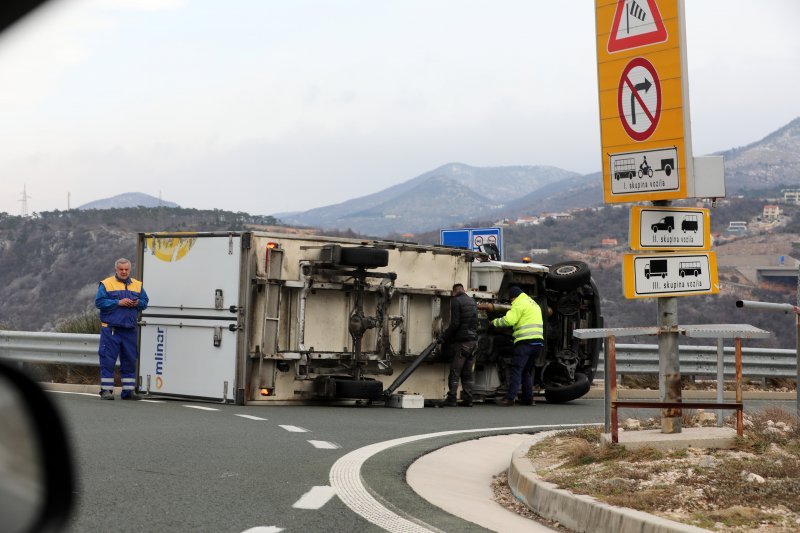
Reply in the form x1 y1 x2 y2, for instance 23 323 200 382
1 0 798 216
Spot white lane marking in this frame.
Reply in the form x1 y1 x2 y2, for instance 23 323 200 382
47 391 99 398
292 485 337 509
279 425 309 433
235 414 268 421
240 527 284 533
46 390 164 402
183 405 219 411
330 423 600 533
308 440 341 449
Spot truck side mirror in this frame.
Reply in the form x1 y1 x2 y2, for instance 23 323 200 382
0 361 74 533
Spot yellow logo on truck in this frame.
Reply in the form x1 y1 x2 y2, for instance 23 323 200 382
146 236 197 262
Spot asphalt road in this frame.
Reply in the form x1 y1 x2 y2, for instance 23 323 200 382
50 393 796 533
50 393 603 533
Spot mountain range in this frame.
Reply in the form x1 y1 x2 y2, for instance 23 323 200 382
276 163 584 235
275 117 800 236
76 118 800 237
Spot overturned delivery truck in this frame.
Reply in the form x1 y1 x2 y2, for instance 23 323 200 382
136 231 601 405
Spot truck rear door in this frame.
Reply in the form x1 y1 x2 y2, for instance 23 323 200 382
137 233 246 402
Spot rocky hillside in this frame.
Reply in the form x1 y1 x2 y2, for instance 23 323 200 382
0 208 277 330
722 117 800 191
2 199 797 350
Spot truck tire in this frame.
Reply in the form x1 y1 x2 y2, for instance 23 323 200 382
333 378 383 400
339 247 389 269
544 373 590 404
547 261 591 291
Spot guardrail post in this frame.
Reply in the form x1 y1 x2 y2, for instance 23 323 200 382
736 337 743 436
604 335 610 434
716 338 724 427
609 335 618 444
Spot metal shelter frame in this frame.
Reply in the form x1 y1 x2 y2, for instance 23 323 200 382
574 324 770 444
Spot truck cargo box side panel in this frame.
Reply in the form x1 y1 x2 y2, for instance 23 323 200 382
141 235 242 313
138 234 243 401
387 251 470 291
139 319 238 400
301 291 352 352
406 295 439 355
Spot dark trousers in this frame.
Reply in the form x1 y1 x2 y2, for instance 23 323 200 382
506 342 542 403
446 340 477 403
99 326 139 398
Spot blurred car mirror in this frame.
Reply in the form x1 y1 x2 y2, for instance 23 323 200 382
0 361 74 533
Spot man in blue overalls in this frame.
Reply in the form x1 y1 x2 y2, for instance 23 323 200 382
95 258 149 400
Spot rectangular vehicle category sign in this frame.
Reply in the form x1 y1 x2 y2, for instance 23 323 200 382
623 251 719 299
629 206 711 250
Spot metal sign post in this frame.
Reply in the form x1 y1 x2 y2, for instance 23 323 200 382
658 296 681 432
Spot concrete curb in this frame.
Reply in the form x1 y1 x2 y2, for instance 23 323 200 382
507 431 710 533
585 386 796 401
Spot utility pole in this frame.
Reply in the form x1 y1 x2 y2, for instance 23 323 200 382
19 185 31 217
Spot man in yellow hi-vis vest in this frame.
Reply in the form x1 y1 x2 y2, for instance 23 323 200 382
491 285 544 406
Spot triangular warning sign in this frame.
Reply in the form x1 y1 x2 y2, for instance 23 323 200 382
607 0 668 53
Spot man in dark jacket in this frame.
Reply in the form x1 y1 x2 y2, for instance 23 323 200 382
439 283 478 406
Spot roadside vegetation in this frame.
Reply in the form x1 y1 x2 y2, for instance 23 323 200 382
527 408 800 531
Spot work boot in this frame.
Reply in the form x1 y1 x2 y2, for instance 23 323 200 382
121 392 143 401
519 399 536 406
442 397 458 407
499 398 514 407
100 390 114 400
458 401 473 407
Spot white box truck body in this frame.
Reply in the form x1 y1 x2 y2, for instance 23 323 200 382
136 231 601 405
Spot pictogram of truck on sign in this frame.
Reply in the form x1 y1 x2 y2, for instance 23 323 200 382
613 158 637 180
644 259 668 279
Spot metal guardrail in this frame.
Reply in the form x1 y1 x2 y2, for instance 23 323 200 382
0 330 100 365
597 343 797 379
0 331 796 379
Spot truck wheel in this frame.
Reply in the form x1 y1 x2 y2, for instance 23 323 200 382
544 373 590 404
547 261 591 291
333 378 383 400
664 165 672 176
339 247 389 269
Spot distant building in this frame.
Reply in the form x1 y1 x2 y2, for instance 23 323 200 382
528 248 549 256
515 216 539 226
763 205 781 221
727 221 748 232
542 212 573 221
600 238 618 247
783 189 800 204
